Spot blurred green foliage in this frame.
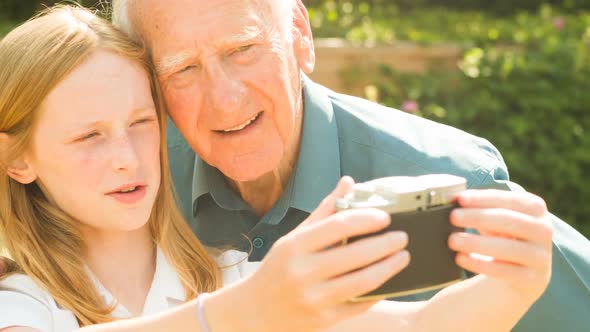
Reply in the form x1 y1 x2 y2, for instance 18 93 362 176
0 1 103 37
0 1 98 21
308 2 590 46
310 2 590 237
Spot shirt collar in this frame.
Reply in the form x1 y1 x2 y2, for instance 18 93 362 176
87 247 185 318
290 75 341 212
191 74 341 214
148 247 186 302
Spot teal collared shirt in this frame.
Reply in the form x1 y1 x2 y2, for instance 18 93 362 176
167 76 590 331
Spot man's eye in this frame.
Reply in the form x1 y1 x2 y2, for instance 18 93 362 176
178 65 197 74
234 45 253 54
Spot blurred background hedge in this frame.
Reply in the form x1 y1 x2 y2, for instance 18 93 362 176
0 1 588 239
308 1 590 238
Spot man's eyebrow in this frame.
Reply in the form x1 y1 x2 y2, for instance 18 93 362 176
155 25 265 75
156 51 193 76
222 24 264 46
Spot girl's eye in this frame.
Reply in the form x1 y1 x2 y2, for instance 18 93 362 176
77 132 99 142
132 117 156 126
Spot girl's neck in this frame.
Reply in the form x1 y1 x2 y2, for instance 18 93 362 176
82 224 156 316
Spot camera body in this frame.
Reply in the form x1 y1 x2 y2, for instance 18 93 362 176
335 174 467 301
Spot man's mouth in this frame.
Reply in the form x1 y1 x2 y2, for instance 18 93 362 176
217 112 263 133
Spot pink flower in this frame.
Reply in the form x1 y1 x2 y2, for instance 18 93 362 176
402 100 419 113
553 17 565 31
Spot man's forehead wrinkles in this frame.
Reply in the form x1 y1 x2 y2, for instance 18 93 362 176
223 24 265 45
155 21 262 72
147 0 277 74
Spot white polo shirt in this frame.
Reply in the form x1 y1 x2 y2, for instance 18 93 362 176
0 249 259 331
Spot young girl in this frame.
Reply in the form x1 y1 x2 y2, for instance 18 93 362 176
0 5 552 332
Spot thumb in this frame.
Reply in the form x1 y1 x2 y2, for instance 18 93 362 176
298 176 355 228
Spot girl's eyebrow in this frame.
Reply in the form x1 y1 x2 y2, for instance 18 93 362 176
67 107 155 133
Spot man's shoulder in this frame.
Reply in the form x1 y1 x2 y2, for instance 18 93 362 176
166 118 194 154
324 89 507 187
165 118 198 219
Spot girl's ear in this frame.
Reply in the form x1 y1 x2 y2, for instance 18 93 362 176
0 133 37 184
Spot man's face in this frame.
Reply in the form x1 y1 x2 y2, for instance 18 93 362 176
135 0 314 182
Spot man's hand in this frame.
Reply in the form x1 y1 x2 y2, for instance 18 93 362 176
448 189 553 301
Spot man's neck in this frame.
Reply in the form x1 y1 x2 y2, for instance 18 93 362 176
229 156 297 216
82 224 156 315
229 92 305 216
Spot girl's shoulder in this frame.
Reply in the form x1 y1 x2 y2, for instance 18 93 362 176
0 273 53 304
0 273 79 330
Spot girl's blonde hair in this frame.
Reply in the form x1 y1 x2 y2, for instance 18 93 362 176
0 5 221 325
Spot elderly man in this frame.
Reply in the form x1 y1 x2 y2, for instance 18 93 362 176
110 0 589 330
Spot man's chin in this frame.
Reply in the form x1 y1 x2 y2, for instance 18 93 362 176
218 160 280 184
213 150 285 184
221 167 272 184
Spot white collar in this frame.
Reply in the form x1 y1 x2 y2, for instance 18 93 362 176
87 247 186 318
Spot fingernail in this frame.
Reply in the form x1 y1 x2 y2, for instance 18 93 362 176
397 250 410 263
401 249 410 259
458 192 471 206
375 210 391 223
450 233 465 246
391 231 408 244
455 253 467 264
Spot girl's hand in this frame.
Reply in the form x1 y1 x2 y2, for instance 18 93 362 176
449 189 553 301
207 177 410 332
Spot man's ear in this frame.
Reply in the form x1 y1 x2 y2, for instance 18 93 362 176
0 132 37 184
292 0 315 74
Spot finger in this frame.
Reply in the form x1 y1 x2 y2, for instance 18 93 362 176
299 176 355 228
455 253 551 286
292 208 391 252
457 190 547 218
311 231 408 280
449 232 551 268
450 208 552 245
318 250 410 306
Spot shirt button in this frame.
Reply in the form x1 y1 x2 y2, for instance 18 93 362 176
252 237 264 249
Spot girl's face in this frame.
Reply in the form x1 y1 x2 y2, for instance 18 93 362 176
25 50 161 234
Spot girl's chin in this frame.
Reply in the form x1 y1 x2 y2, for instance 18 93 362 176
81 216 152 235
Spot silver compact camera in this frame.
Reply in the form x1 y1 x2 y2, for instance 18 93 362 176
336 174 467 301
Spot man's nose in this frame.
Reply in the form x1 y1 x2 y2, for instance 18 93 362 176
204 61 247 114
110 134 140 173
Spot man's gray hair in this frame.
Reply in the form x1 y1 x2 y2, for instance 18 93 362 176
111 0 296 42
111 0 136 39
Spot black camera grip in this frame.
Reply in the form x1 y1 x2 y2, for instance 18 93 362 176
349 204 463 300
